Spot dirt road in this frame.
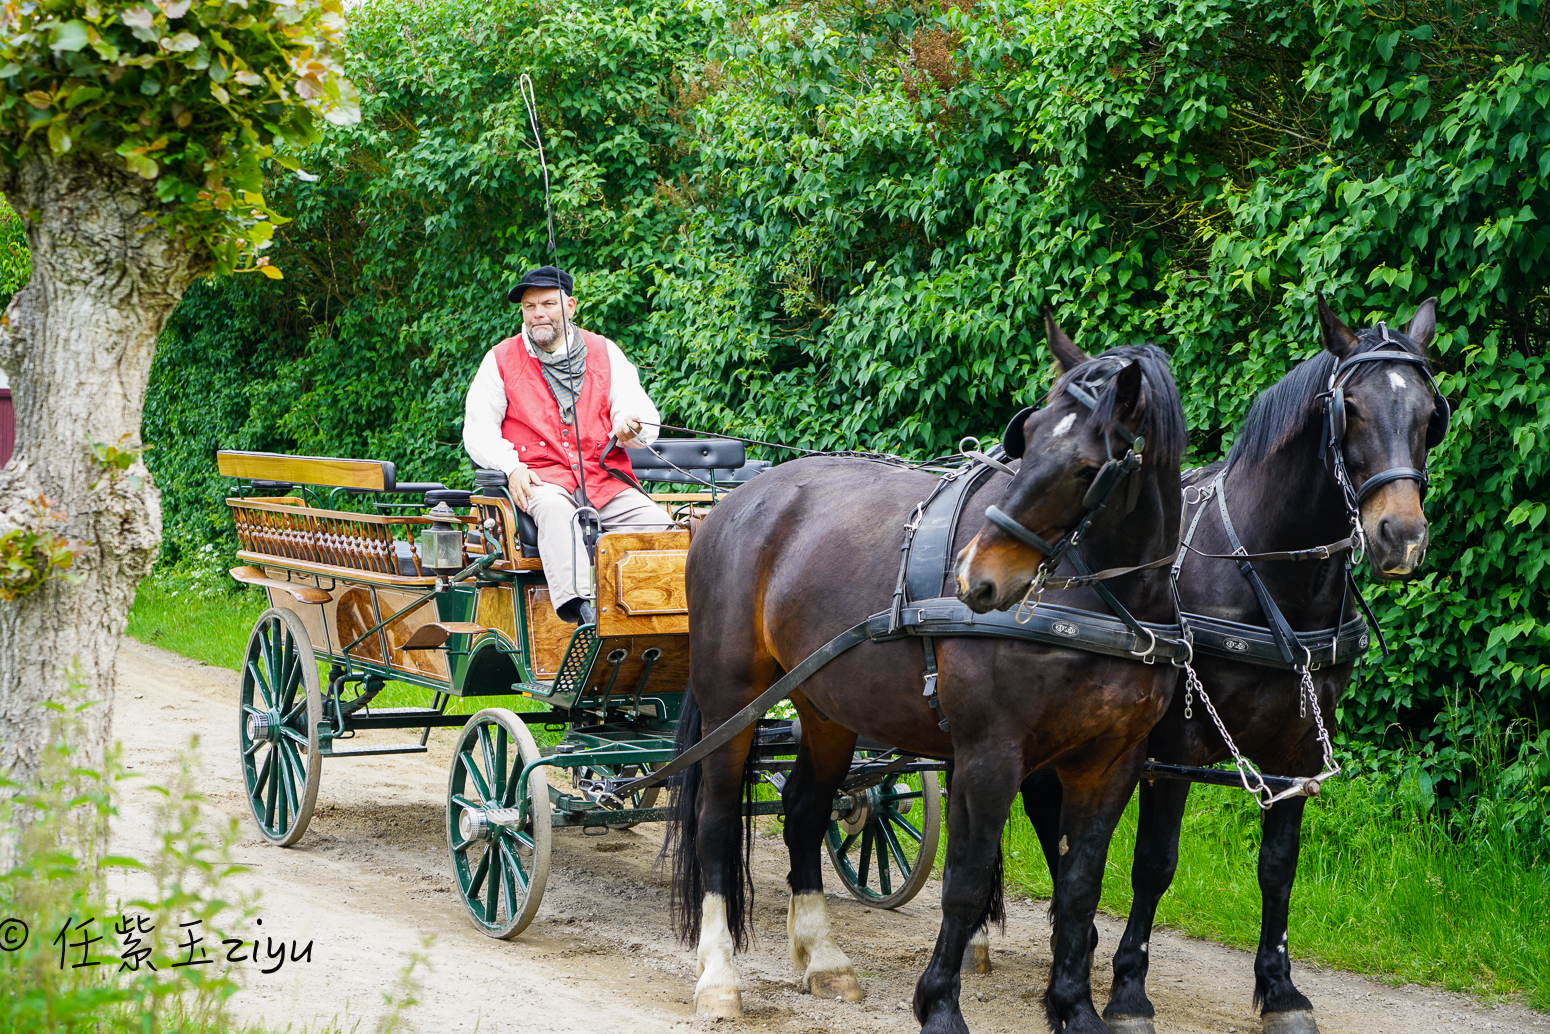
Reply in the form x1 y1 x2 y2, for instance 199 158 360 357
109 639 1547 1034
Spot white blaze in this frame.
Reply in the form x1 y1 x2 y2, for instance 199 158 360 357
1050 413 1078 438
1388 371 1406 392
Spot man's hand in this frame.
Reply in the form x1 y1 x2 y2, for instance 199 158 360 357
613 413 645 445
507 467 545 511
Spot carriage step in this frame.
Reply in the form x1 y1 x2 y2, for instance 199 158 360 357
352 707 446 719
322 743 429 758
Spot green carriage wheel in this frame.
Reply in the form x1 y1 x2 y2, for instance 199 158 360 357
572 763 661 830
824 769 941 909
238 608 323 847
447 708 552 939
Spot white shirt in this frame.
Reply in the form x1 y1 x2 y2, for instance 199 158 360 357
463 328 661 476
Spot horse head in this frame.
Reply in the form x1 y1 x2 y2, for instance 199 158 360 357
955 310 1182 613
1316 295 1446 579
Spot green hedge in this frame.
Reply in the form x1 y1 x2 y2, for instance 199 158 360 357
139 0 1547 761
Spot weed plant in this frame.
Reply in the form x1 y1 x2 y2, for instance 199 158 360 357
0 682 251 1033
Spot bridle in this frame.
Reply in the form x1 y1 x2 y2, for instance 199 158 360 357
1319 324 1450 520
982 359 1174 607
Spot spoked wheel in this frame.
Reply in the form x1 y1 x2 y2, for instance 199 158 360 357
447 708 552 939
571 763 661 830
238 608 323 847
825 768 942 909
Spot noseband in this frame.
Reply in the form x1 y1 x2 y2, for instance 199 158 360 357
1319 323 1450 511
985 360 1151 591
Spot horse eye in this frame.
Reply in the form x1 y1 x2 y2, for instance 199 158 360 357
1074 465 1100 483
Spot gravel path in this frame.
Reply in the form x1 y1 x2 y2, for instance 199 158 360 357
110 638 1548 1034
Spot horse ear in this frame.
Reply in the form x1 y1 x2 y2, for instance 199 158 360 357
1317 292 1360 359
1044 307 1088 373
1405 297 1438 355
1113 359 1144 420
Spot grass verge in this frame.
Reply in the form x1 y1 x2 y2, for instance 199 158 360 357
1002 770 1550 1009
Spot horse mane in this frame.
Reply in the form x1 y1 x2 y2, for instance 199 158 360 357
1047 344 1187 475
1225 325 1433 471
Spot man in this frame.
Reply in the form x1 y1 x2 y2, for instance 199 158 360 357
463 266 672 623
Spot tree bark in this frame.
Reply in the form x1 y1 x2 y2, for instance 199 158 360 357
0 150 210 806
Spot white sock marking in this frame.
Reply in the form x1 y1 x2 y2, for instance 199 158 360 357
788 891 855 986
696 893 741 998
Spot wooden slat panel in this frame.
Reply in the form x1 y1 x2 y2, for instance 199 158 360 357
614 551 689 615
218 450 392 491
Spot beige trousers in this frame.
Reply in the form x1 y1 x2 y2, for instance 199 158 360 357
523 482 674 611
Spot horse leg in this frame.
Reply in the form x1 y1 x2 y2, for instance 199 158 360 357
1102 778 1191 1034
1043 760 1142 1034
913 752 1021 1034
692 731 759 1019
1018 768 1105 975
1255 795 1318 1033
782 697 863 1000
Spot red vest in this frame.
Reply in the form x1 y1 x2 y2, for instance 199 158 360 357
492 328 637 508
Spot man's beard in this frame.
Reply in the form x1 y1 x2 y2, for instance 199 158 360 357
526 320 564 352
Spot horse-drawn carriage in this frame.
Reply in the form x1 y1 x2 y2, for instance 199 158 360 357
218 441 944 937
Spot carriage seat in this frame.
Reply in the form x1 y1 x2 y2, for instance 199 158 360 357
473 468 540 557
628 439 766 488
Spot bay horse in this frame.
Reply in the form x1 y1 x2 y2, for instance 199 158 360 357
1018 296 1446 1034
668 325 1187 1033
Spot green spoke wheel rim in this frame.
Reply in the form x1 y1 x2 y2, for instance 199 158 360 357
825 768 941 909
447 708 550 939
238 608 322 847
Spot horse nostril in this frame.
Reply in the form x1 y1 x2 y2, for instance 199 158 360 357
962 580 997 609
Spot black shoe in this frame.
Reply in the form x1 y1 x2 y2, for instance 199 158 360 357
556 598 597 625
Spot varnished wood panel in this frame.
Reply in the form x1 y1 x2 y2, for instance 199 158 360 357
378 588 451 681
596 530 691 636
218 450 392 491
580 635 690 700
525 587 573 677
475 587 517 643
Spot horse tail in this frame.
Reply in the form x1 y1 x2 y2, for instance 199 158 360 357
663 685 759 950
665 686 706 945
977 844 1007 933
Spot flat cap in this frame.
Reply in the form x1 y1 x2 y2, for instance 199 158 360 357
507 265 574 302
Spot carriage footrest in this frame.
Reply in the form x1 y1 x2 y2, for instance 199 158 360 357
322 743 430 758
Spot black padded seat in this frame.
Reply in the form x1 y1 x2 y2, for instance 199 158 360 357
424 489 473 508
627 438 746 471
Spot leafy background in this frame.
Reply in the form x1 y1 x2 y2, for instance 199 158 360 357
5 0 1545 825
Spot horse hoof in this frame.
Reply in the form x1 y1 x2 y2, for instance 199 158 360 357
808 969 864 1001
695 987 743 1019
1103 1016 1157 1034
961 942 992 975
1262 1010 1319 1034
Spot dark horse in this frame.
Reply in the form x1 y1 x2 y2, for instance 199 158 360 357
668 326 1186 1033
1019 296 1445 1034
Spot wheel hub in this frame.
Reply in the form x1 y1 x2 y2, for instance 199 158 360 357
246 709 284 744
459 804 525 842
838 789 874 836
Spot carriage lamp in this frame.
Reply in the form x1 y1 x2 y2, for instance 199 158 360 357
418 502 465 581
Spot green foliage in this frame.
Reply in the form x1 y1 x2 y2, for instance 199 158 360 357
142 0 708 547
0 496 79 601
0 682 251 1032
635 0 1550 745
0 0 358 271
142 0 1550 749
0 198 25 308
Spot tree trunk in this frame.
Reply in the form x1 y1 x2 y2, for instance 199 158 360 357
0 151 209 809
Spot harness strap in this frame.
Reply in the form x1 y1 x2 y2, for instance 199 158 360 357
1043 547 1181 591
1345 567 1391 656
921 635 948 730
1215 477 1305 666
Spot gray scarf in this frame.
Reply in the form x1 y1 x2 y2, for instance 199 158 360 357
533 328 587 424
